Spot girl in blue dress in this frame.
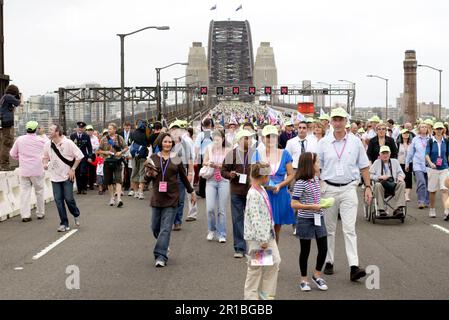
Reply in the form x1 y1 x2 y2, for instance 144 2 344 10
253 125 296 243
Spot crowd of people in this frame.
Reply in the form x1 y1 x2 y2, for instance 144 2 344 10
4 86 449 300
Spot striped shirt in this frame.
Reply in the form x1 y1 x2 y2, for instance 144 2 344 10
292 176 323 218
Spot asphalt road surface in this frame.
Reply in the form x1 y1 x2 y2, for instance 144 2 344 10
1 185 448 300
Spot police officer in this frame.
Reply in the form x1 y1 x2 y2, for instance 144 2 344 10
70 121 93 194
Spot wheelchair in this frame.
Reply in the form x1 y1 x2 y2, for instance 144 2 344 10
363 181 407 224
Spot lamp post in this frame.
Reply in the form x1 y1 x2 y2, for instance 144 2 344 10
174 74 193 114
367 75 388 119
117 25 169 127
338 79 356 116
156 62 189 120
317 81 332 112
418 64 443 119
131 87 136 125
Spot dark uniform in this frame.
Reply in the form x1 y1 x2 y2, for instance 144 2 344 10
70 122 93 194
120 128 133 191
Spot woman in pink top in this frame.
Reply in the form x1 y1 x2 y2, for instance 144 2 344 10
203 129 231 243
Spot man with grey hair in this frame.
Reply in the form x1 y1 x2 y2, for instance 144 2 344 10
317 107 373 282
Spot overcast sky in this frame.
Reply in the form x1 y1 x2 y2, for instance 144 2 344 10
3 0 449 108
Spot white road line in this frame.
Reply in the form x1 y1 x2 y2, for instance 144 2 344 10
431 224 449 235
32 229 78 260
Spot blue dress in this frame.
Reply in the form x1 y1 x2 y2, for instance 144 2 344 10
253 149 296 225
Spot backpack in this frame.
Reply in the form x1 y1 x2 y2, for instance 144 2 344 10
130 141 148 159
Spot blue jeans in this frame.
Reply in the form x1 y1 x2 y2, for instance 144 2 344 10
174 175 186 225
52 180 80 227
151 206 177 263
206 179 230 238
414 170 429 205
231 194 247 254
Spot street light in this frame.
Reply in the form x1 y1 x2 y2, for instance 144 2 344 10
418 64 443 119
117 25 169 127
156 62 189 120
367 74 389 119
317 81 332 112
339 80 356 116
174 74 193 113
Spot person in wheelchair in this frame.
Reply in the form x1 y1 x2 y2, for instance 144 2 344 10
369 145 406 217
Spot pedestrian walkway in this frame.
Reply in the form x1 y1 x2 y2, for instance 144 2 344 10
0 186 448 299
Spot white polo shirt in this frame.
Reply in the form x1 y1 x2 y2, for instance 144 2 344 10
318 133 370 184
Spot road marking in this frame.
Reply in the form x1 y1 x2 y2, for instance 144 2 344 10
32 229 78 260
14 267 24 271
431 224 449 235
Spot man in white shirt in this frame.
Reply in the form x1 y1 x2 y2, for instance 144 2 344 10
387 119 400 141
43 124 84 232
285 121 318 171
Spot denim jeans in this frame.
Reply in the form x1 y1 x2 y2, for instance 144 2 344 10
174 174 186 225
414 170 429 205
52 180 80 227
151 206 177 263
231 194 247 254
206 179 229 238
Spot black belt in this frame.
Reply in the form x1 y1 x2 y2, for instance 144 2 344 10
324 180 355 187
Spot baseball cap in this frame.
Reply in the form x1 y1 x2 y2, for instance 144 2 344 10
330 107 348 119
433 122 444 129
26 121 39 131
379 145 391 154
262 125 279 137
234 129 254 142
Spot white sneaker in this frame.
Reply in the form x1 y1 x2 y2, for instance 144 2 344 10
74 217 80 227
57 225 70 232
429 208 436 218
134 191 140 198
444 209 449 218
312 276 328 291
207 231 215 241
109 198 115 206
218 237 226 243
299 281 311 292
128 190 135 197
155 260 166 268
138 192 145 200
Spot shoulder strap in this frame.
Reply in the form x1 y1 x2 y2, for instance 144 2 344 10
51 142 75 167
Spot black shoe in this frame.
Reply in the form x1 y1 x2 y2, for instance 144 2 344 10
82 190 87 194
444 214 449 221
22 218 32 222
37 215 45 220
350 266 367 281
117 200 123 208
195 191 205 198
77 191 82 194
323 262 334 275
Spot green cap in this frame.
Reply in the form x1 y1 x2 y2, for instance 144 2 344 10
234 129 254 143
284 120 294 127
26 121 39 131
86 125 94 130
305 118 315 123
424 119 434 127
358 128 365 133
262 125 279 136
330 107 348 119
400 128 410 134
319 113 330 121
369 115 381 123
433 122 444 129
379 145 391 154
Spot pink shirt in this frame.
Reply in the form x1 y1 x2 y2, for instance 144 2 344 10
9 133 45 177
43 137 84 182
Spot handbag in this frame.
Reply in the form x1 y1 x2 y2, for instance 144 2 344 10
199 165 214 179
104 157 121 170
199 147 215 179
380 160 396 197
